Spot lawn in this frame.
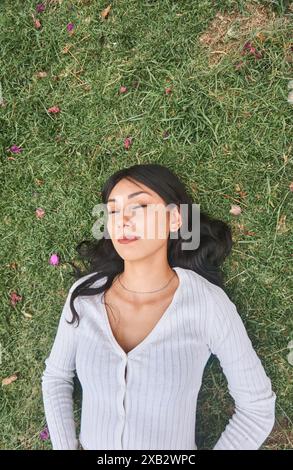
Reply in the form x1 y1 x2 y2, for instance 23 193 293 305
0 0 292 450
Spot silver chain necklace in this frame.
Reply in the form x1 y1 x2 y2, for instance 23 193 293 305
117 271 176 294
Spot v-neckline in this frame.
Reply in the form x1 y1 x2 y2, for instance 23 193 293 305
99 266 185 359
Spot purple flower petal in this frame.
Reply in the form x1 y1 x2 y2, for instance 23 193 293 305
243 41 252 51
36 3 45 13
67 23 74 32
10 145 23 153
39 426 50 441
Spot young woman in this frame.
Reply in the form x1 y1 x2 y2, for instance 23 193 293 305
41 163 276 450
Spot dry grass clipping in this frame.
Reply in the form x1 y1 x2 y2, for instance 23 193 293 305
198 2 291 66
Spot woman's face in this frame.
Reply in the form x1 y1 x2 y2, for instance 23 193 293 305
105 178 181 261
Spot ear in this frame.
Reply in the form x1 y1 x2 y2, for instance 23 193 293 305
169 204 182 233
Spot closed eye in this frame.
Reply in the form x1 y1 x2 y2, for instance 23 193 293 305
108 204 147 214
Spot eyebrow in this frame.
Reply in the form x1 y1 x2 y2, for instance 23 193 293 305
107 191 152 203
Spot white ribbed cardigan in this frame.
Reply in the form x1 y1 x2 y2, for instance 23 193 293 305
41 266 276 450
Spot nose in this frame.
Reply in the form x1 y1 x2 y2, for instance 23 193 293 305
115 208 134 230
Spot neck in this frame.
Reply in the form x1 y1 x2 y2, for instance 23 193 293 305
119 257 175 295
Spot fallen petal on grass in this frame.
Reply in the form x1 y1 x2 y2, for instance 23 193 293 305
35 208 45 218
39 426 50 441
100 5 111 20
35 71 48 78
32 14 42 29
229 204 242 216
49 254 60 265
123 137 133 149
47 106 60 113
2 374 18 386
9 292 22 306
36 3 45 13
9 144 23 153
243 41 252 50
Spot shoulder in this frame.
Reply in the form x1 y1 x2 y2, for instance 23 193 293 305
181 267 243 332
66 272 108 318
199 279 250 354
182 267 217 292
182 268 234 307
182 267 230 308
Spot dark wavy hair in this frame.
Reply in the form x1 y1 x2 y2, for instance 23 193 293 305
67 163 233 326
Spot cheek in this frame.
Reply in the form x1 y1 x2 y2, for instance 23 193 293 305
140 208 169 240
107 216 122 238
106 217 115 236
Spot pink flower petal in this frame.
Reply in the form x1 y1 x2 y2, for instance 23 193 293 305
243 41 252 50
35 207 45 218
47 106 60 114
123 137 133 149
67 23 74 32
229 204 242 216
33 16 42 29
10 292 22 306
49 254 60 266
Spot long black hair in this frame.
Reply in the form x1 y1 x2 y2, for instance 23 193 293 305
67 163 233 326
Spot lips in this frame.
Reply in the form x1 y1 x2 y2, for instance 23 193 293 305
119 234 140 240
118 235 141 243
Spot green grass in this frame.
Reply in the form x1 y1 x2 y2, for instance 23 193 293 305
0 0 292 450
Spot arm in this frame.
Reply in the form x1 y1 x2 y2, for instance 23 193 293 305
206 285 276 450
41 286 80 450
